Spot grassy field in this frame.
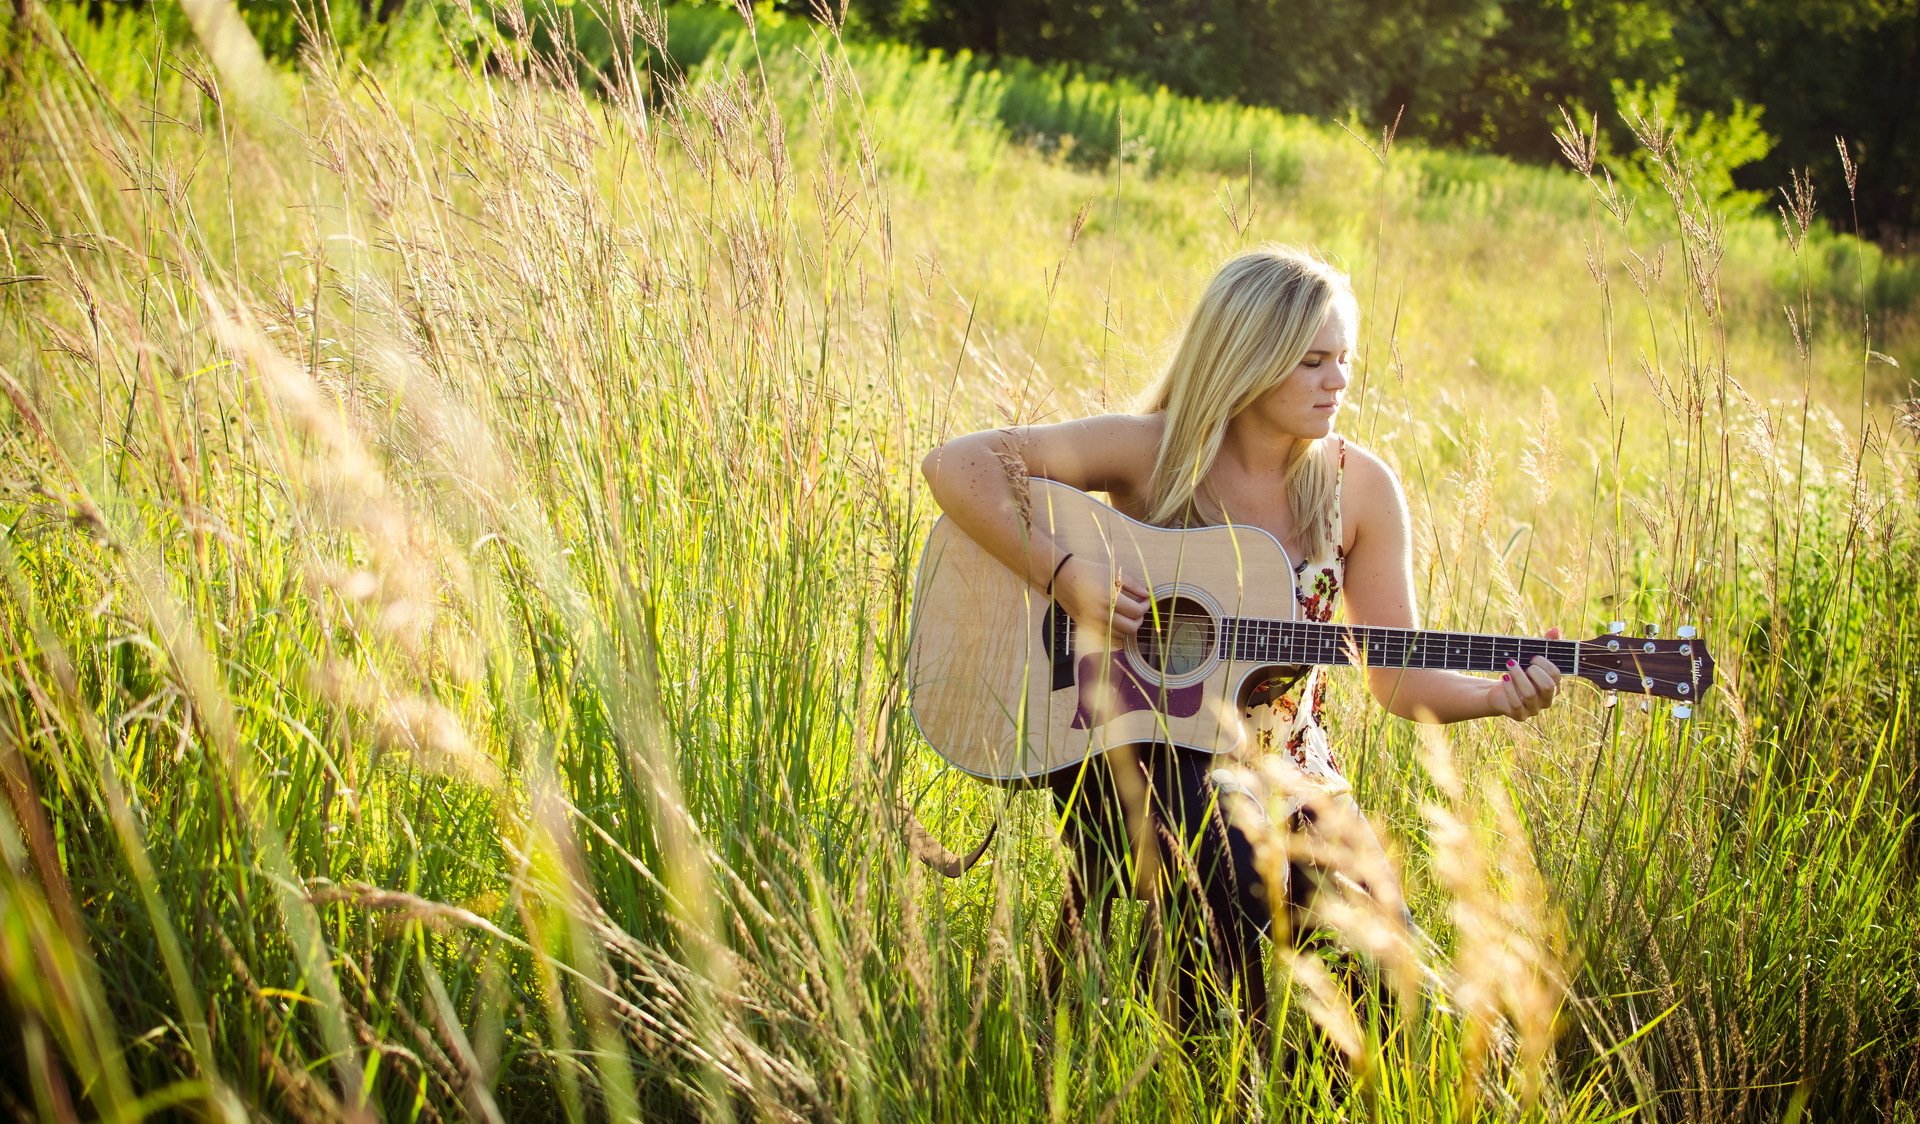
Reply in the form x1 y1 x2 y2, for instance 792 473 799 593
1 2 1916 1120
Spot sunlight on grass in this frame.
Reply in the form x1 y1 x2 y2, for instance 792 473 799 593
0 2 1914 1119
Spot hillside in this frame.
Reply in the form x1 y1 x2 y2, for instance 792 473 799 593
0 3 1915 1120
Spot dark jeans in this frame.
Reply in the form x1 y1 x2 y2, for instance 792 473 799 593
1046 743 1276 1033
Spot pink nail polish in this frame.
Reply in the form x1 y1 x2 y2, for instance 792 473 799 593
1506 659 1518 668
1502 673 1511 682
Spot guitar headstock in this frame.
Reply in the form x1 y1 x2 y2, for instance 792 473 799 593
1574 622 1715 716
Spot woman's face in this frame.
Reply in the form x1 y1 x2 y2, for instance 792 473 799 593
1244 303 1354 442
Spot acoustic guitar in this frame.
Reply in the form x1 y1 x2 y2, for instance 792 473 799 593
908 479 1714 782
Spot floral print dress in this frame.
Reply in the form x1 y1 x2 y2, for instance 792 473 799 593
1227 438 1351 810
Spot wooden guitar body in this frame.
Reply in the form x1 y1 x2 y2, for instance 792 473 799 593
908 479 1300 782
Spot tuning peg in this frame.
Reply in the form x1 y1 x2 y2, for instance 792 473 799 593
1672 705 1693 720
1677 625 1697 639
1644 623 1660 637
1602 691 1618 708
1609 621 1626 634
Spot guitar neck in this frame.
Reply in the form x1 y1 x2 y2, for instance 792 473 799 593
1226 618 1581 675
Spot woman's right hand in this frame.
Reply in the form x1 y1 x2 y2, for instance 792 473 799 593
1050 555 1151 645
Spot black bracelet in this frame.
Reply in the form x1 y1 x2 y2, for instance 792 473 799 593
1046 552 1074 598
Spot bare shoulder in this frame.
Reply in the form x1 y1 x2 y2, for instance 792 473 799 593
926 410 1164 497
1049 410 1164 449
1335 438 1411 538
1336 438 1401 495
1027 411 1164 496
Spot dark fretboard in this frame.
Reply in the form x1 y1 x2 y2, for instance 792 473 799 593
1225 618 1581 674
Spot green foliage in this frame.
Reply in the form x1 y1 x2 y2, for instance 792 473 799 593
231 0 477 67
1600 79 1775 215
92 0 1920 234
845 0 1920 238
1 4 1917 1121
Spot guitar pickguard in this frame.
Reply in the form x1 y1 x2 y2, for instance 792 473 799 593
1069 652 1205 730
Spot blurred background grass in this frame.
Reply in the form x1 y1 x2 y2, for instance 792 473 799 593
0 2 1915 1120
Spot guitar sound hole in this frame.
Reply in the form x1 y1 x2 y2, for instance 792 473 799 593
1135 595 1216 677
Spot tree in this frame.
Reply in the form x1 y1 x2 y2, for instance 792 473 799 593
847 0 1919 239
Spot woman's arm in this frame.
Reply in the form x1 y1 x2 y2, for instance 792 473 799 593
920 414 1162 640
1337 445 1562 722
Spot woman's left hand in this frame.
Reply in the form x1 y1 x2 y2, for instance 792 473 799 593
1490 626 1565 720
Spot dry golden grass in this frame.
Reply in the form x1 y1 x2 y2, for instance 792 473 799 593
0 2 1914 1119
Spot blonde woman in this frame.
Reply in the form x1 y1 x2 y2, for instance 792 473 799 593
920 246 1564 1032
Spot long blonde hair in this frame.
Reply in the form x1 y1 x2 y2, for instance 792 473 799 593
1138 246 1356 561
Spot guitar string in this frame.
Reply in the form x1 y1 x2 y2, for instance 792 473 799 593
1220 619 1601 664
1220 619 1680 657
1135 614 1702 690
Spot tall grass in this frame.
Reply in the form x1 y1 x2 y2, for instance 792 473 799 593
0 2 1914 1120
